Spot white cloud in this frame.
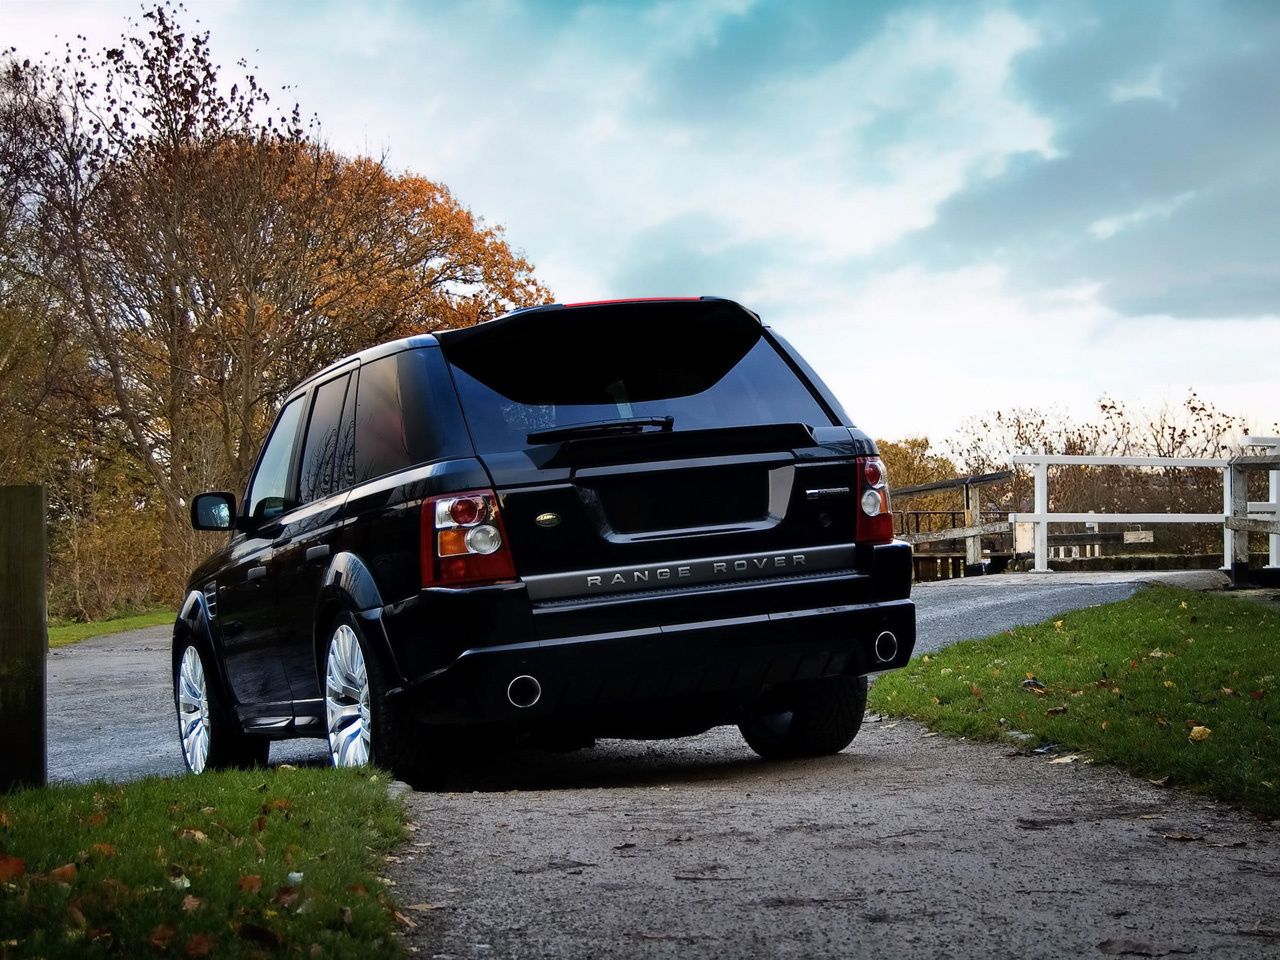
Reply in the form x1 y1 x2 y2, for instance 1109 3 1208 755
1088 191 1196 240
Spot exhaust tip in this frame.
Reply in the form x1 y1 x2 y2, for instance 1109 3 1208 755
874 631 899 663
507 675 542 709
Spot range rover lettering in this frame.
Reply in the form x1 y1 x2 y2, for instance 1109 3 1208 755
175 297 915 786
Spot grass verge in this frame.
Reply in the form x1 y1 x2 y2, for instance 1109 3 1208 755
869 585 1279 819
48 607 176 649
0 768 406 958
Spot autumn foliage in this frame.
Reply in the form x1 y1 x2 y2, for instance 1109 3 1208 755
1 5 551 617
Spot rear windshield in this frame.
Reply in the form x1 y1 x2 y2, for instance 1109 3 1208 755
440 303 833 454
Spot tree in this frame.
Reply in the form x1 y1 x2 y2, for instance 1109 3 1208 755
1 3 552 593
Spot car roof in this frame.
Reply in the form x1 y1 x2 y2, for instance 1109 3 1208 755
292 297 759 395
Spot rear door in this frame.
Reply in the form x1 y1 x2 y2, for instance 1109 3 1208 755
437 300 870 601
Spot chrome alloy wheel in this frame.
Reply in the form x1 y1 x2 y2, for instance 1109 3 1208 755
177 645 211 774
325 623 372 767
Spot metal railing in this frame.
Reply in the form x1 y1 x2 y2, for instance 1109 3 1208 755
1009 437 1280 574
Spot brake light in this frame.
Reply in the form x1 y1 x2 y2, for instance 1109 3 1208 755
856 456 893 543
421 490 517 587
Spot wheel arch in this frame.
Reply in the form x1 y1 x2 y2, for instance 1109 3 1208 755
312 552 403 686
173 590 237 709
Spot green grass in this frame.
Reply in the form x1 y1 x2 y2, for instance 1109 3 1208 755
869 585 1280 819
47 607 176 648
0 768 407 958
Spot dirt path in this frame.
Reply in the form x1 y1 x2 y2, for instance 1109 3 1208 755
391 721 1279 960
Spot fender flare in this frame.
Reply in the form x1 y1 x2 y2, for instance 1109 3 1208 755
312 552 403 682
173 590 239 709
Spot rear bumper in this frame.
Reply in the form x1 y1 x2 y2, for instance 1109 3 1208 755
388 593 914 727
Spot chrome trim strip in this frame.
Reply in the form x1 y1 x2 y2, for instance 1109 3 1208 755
522 543 855 601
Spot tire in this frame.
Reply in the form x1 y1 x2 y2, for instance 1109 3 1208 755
322 612 443 789
173 638 269 774
738 675 868 760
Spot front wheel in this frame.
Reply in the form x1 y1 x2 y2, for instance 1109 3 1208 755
323 613 442 788
738 675 868 760
174 640 268 774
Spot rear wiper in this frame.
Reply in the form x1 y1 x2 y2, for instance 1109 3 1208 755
528 416 674 445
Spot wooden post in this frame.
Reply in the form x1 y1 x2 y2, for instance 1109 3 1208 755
962 482 983 570
0 486 46 791
1230 462 1249 586
1033 460 1051 573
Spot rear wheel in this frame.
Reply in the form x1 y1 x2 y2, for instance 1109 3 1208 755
738 675 868 760
174 640 268 774
323 613 441 788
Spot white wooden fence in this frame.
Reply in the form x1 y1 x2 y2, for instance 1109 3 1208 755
1009 436 1280 575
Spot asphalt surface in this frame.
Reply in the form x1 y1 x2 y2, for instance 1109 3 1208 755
45 568 1223 783
392 723 1279 960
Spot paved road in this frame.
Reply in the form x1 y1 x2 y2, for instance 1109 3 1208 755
392 722 1279 960
46 569 1224 782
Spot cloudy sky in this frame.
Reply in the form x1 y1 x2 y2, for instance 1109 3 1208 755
8 0 1280 441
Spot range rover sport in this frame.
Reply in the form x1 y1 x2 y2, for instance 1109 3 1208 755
176 297 915 786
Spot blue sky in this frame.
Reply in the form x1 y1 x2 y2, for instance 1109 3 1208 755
8 0 1280 441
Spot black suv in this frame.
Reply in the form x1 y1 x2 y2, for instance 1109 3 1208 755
176 297 914 785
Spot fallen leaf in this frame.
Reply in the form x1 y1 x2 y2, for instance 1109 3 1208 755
238 875 262 894
149 925 177 951
1251 690 1266 700
49 863 77 883
0 855 25 882
1163 832 1203 842
273 886 300 908
278 763 297 771
181 895 202 913
252 816 268 833
1046 706 1068 716
86 813 107 828
1101 720 1111 730
1178 600 1188 609
184 933 216 957
169 874 191 890
66 903 88 928
339 906 353 927
1188 725 1212 743
199 806 216 815
0 812 10 829
1149 776 1170 787
970 684 984 698
263 799 292 813
393 910 419 929
345 882 368 897
1048 754 1081 764
1163 681 1176 689
1053 620 1064 631
89 843 116 858
178 829 208 844
405 902 448 912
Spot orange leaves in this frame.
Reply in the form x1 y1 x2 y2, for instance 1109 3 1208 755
184 932 217 957
49 862 78 883
0 854 25 882
238 874 262 894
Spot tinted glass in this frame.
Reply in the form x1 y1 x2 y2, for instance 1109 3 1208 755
298 373 352 504
443 317 832 455
247 397 304 520
353 354 411 483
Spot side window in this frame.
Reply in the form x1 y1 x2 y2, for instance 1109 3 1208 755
353 354 411 483
246 397 305 521
298 373 352 504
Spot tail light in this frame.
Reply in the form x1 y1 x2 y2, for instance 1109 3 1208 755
856 456 893 543
421 490 517 587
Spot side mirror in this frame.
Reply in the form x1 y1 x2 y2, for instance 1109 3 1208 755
191 492 237 531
